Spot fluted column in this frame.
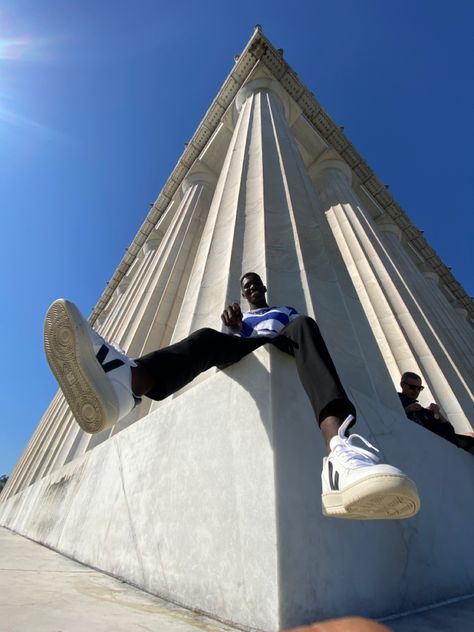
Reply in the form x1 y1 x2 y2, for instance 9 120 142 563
312 156 473 430
102 171 216 354
378 223 474 387
417 265 474 366
172 79 318 343
89 170 216 438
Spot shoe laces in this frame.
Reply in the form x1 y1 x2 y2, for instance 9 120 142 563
331 415 380 467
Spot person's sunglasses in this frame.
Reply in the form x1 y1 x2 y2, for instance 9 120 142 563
402 382 424 391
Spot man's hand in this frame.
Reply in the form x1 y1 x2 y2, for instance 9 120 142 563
428 403 446 422
221 302 243 330
405 402 422 414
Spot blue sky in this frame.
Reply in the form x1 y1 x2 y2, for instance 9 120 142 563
1 0 473 475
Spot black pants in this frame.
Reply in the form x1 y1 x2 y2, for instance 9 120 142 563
136 316 356 425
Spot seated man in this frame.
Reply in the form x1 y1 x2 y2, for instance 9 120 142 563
398 372 474 453
44 272 420 520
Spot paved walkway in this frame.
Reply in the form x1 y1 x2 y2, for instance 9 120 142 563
0 527 239 632
1 527 474 632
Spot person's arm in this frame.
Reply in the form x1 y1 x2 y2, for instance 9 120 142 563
221 302 243 334
398 392 423 421
428 403 449 423
404 402 423 415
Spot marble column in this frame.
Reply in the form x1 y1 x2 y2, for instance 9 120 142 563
417 265 474 371
378 223 474 409
311 155 473 430
86 170 217 440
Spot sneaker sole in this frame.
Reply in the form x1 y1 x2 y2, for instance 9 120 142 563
322 474 420 520
44 299 119 434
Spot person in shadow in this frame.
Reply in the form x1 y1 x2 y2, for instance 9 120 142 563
398 372 473 454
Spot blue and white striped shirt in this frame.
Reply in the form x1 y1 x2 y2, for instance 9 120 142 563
238 306 300 338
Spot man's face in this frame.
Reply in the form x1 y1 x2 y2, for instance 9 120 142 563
241 274 267 305
401 376 424 400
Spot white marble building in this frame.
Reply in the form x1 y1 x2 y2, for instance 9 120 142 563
1 27 473 631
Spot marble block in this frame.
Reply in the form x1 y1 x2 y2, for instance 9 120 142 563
2 348 474 631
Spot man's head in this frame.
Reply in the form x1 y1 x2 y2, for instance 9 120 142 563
240 272 268 309
400 371 425 400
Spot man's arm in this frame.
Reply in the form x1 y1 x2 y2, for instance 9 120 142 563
404 402 423 415
221 302 243 333
428 403 449 423
398 392 422 418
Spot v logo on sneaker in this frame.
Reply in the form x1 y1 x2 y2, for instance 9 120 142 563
328 461 339 490
96 344 125 373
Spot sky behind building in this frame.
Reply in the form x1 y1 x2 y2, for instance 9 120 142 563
1 0 473 474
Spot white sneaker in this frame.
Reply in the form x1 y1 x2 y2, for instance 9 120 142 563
321 416 420 519
44 299 140 434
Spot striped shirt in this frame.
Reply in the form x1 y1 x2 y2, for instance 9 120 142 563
238 306 300 338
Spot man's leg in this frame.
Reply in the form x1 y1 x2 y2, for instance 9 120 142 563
454 434 474 455
272 316 420 520
132 328 268 401
272 316 355 448
44 299 266 435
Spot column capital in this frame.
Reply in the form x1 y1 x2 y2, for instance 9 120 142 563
375 219 403 240
309 149 352 185
234 78 291 120
182 169 217 195
418 262 439 284
453 302 469 320
143 238 160 255
95 310 110 327
115 277 130 297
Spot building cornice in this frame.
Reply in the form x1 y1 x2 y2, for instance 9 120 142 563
90 26 473 326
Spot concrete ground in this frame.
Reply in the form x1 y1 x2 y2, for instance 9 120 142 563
0 527 239 632
1 527 474 632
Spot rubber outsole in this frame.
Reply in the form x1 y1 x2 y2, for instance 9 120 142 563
44 299 118 434
322 473 420 520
